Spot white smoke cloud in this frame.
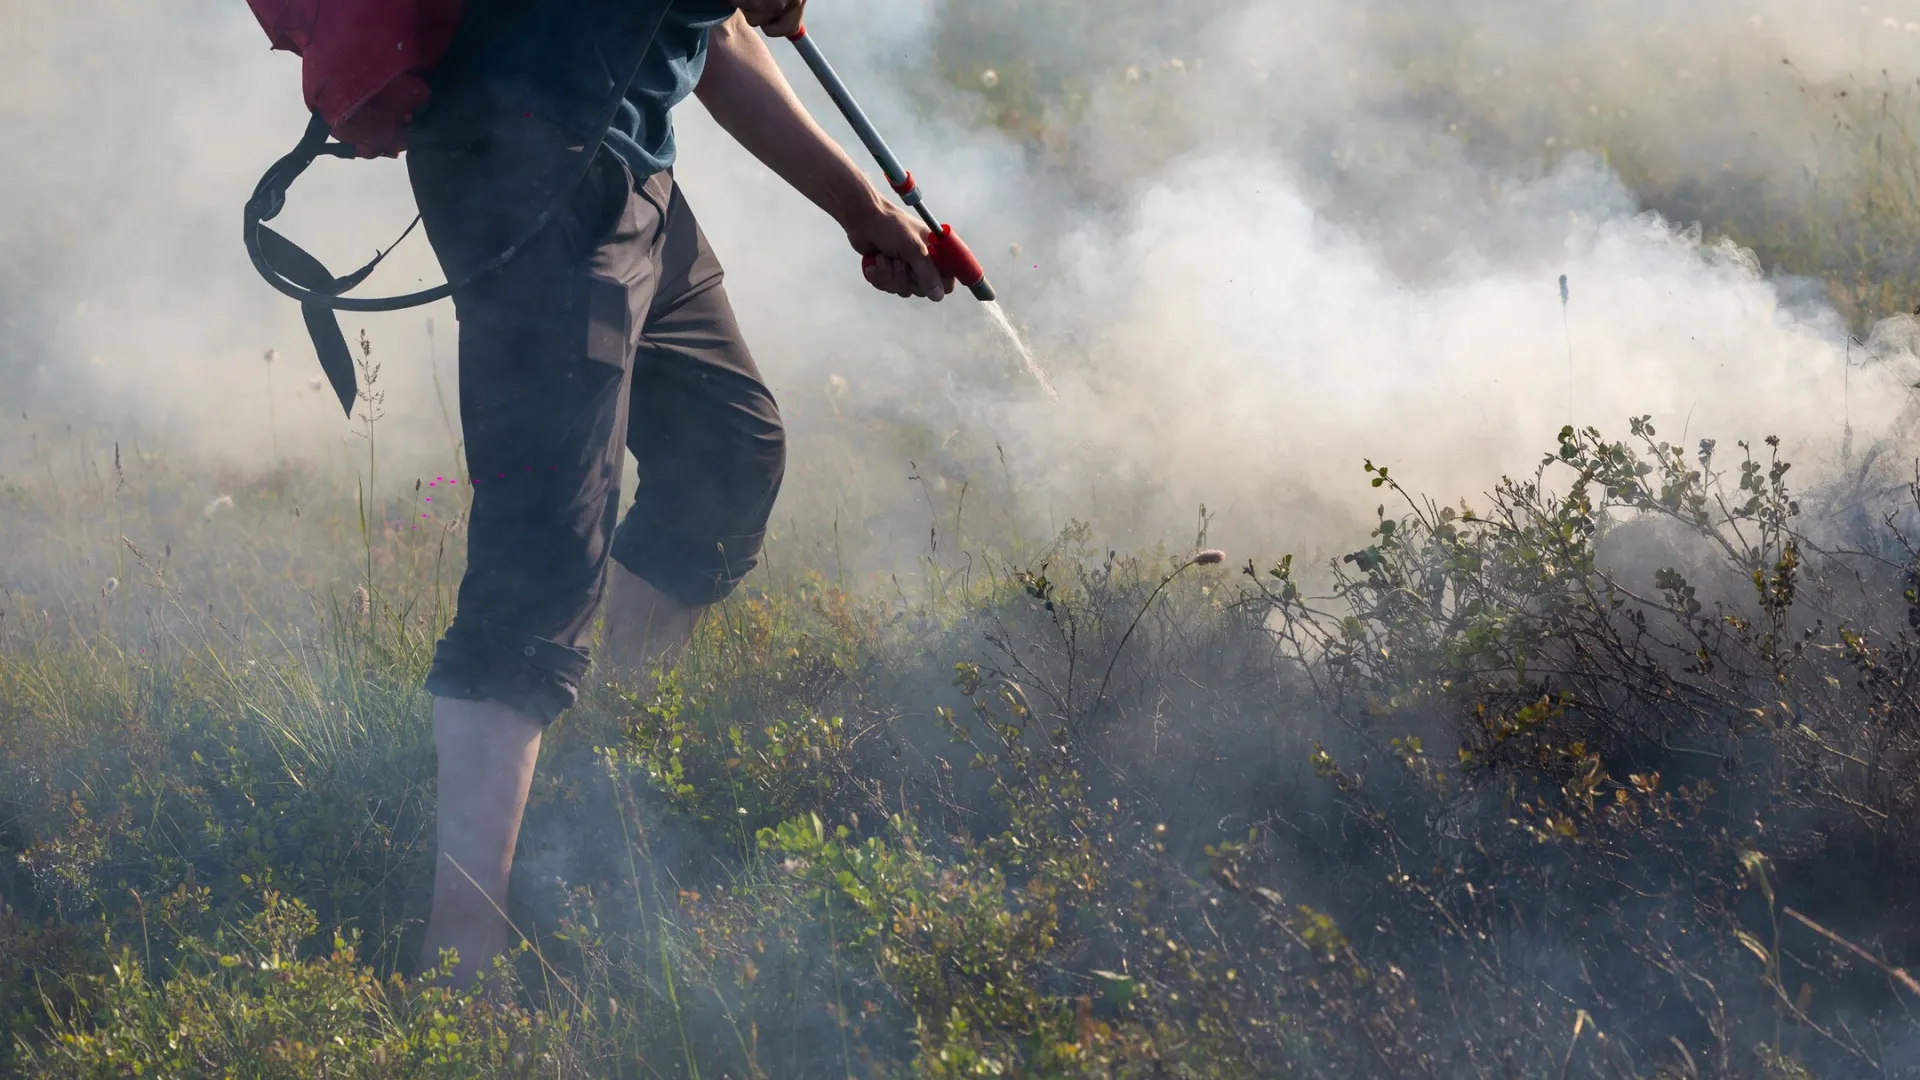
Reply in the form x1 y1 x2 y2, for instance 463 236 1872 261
5 0 1919 563
685 0 1920 555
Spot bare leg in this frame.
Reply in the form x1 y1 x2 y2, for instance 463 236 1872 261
418 696 544 989
599 563 705 681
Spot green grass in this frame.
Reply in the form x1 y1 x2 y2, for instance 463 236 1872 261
13 402 1920 1077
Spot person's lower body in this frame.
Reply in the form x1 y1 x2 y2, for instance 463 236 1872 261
404 85 785 987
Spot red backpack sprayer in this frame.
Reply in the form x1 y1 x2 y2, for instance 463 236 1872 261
240 1 1053 408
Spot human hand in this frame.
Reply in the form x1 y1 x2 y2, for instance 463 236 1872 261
730 0 806 38
846 201 954 301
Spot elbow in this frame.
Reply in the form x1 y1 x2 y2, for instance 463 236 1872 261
707 10 747 50
697 12 747 97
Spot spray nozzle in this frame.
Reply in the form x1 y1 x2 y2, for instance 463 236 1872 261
862 224 997 303
927 225 995 302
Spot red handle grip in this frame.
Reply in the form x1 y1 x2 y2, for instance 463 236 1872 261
927 224 985 287
861 225 985 288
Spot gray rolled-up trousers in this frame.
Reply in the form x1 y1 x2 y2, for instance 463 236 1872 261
407 83 786 722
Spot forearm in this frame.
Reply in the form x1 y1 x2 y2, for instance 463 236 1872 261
695 13 885 230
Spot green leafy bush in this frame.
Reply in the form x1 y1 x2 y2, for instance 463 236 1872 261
23 891 566 1079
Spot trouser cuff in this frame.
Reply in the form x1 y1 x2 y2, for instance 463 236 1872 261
425 620 592 724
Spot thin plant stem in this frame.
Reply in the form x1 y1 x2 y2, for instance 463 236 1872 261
824 890 853 1080
1089 557 1202 722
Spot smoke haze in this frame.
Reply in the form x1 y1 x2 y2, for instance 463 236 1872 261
5 0 1920 564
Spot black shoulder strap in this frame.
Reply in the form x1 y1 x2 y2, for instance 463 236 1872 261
242 0 676 416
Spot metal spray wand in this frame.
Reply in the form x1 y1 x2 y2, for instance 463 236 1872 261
785 24 997 302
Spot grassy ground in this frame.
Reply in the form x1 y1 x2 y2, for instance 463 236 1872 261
13 406 1920 1077
15 7 1920 1078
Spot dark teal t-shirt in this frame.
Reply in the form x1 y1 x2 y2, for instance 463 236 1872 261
469 0 736 176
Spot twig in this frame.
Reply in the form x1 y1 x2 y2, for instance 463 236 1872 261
1784 907 1920 999
1089 553 1219 721
1559 1009 1590 1080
